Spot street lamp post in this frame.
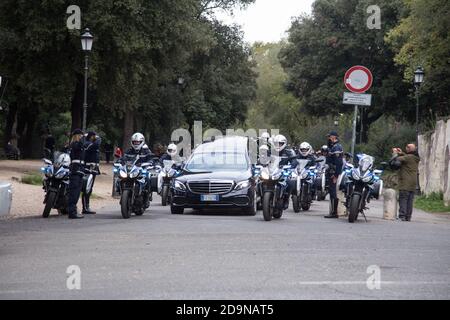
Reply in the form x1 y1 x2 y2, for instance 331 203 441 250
414 66 424 195
81 28 93 132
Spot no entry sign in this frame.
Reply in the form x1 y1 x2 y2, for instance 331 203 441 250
344 66 373 93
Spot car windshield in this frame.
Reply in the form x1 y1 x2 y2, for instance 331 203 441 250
185 152 248 172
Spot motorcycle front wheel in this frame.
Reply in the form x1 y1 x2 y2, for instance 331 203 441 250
262 192 273 221
42 191 57 218
292 195 301 213
121 189 132 219
348 193 361 223
161 185 169 206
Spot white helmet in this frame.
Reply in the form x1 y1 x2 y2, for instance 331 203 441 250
299 142 312 157
272 134 287 152
167 143 177 157
260 132 270 141
131 133 145 151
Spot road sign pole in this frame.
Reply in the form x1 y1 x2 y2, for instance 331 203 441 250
351 105 358 157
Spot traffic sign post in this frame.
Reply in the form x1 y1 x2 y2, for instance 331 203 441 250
343 66 373 157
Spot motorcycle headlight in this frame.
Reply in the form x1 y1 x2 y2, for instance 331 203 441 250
260 170 270 180
301 171 309 179
129 169 140 179
235 180 250 190
362 172 373 183
54 169 66 179
119 170 127 179
351 169 360 181
174 180 186 191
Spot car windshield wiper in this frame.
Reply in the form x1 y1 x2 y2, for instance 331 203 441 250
182 168 212 174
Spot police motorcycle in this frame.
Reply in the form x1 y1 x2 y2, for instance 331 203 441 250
113 156 152 219
82 163 99 201
291 159 319 212
338 154 384 223
254 149 294 221
313 156 328 201
41 152 71 218
158 159 183 206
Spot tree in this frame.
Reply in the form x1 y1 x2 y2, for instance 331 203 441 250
279 0 410 143
386 0 450 127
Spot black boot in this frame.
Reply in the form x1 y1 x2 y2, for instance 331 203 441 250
324 199 338 218
82 194 96 215
69 211 84 219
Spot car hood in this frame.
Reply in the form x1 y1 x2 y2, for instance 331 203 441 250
177 170 252 183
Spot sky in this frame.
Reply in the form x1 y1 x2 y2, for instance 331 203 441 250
214 0 315 44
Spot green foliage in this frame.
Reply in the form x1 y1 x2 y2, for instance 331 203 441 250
21 173 42 186
0 0 257 155
357 116 416 162
386 0 450 128
415 192 450 213
279 0 411 138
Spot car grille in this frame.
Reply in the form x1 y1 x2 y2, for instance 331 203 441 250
188 180 233 194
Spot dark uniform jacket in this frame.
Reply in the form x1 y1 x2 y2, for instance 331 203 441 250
84 136 102 165
326 140 344 177
278 148 299 168
68 140 85 175
121 146 154 166
296 154 316 168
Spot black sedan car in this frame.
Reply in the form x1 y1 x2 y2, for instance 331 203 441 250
170 137 256 215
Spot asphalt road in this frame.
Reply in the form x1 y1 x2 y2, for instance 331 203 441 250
1 196 449 300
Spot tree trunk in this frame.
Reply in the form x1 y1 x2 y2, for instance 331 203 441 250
122 110 134 150
71 74 84 132
3 102 17 149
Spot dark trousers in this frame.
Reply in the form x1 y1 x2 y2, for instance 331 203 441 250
329 177 337 200
399 190 415 220
67 173 83 216
82 174 96 212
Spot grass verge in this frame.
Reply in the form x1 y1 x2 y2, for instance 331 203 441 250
21 173 42 186
414 192 450 213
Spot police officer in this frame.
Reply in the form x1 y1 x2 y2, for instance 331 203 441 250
324 131 344 219
67 129 85 219
82 131 101 215
159 143 178 162
272 134 298 210
119 133 154 207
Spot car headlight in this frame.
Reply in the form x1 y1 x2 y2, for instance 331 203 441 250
119 170 127 179
174 180 186 191
235 180 250 190
351 169 360 181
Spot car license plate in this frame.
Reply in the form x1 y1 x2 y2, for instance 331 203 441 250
201 195 219 202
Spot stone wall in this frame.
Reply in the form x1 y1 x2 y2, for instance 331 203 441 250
418 119 450 206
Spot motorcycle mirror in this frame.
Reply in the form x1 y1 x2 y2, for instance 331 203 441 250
140 162 151 167
315 159 323 163
43 158 52 165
